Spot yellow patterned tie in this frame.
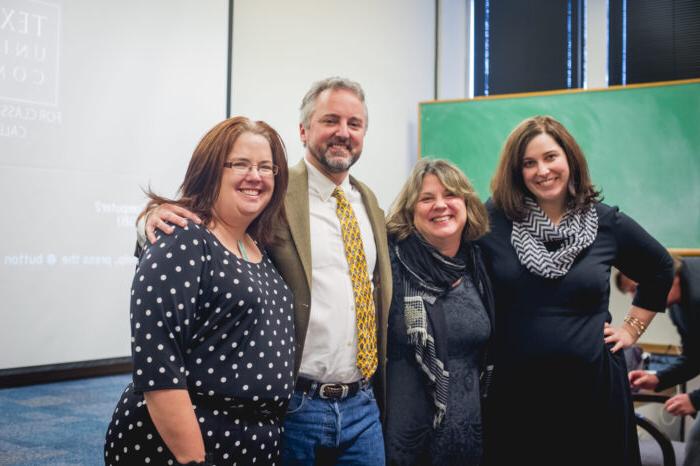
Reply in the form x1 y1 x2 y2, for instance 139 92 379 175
332 186 377 380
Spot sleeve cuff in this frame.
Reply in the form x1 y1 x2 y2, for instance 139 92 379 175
690 390 700 411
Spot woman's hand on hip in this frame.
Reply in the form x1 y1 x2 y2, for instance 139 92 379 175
603 322 636 353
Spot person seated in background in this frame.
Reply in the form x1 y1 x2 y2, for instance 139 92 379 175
383 158 495 466
621 255 700 466
104 116 293 466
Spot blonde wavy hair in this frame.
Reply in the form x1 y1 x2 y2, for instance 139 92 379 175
386 158 489 242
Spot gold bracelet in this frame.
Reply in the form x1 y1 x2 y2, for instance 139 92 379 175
623 315 647 337
623 316 645 336
623 321 642 337
625 315 648 332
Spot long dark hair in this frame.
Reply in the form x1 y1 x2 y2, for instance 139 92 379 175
491 115 601 221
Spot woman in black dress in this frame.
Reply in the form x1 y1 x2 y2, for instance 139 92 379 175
104 117 293 466
479 116 674 466
383 158 495 465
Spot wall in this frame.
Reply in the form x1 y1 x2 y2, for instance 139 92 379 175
0 0 436 370
229 0 436 210
1 0 683 373
435 0 680 348
0 0 229 369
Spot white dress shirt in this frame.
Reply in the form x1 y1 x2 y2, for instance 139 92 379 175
298 158 377 383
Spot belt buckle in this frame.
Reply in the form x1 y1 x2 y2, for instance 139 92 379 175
319 383 348 399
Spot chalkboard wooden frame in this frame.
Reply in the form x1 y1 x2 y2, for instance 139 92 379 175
419 79 700 254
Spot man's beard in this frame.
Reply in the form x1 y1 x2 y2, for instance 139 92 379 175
308 139 361 173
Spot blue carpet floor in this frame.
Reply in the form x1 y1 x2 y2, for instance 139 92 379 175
0 373 131 466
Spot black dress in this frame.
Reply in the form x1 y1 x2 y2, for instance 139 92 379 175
104 222 295 466
384 242 494 466
428 278 490 466
478 201 673 466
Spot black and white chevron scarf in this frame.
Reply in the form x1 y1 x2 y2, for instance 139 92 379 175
394 233 467 427
511 197 598 279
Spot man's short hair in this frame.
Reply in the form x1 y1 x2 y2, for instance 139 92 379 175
299 77 368 129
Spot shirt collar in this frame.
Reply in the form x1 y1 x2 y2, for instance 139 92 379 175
304 157 353 202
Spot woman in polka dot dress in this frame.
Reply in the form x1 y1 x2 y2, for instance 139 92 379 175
104 117 294 466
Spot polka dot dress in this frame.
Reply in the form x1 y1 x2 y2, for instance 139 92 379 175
105 222 295 466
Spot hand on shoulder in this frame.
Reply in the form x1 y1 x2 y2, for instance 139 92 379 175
146 203 202 244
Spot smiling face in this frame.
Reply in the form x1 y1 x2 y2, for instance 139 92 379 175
413 173 467 256
214 132 274 225
300 88 366 184
521 132 571 213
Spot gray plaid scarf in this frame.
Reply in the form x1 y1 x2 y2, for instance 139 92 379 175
394 233 468 427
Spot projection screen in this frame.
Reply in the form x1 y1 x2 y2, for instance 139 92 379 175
0 0 229 370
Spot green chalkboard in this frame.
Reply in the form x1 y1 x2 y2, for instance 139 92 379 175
419 79 700 250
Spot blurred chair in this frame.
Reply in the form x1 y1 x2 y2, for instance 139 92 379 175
624 344 688 465
634 392 686 466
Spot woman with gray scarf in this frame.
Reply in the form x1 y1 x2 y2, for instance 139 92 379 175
383 158 495 466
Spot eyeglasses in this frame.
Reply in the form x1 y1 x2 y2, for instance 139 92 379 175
223 160 279 177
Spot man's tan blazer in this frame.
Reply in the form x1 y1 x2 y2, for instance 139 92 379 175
270 159 392 410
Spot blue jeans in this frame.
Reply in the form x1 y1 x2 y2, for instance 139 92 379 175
282 384 385 465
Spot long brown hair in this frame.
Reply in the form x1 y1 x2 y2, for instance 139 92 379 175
490 115 601 221
142 116 289 245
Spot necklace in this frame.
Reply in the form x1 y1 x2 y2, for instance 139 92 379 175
237 238 249 261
